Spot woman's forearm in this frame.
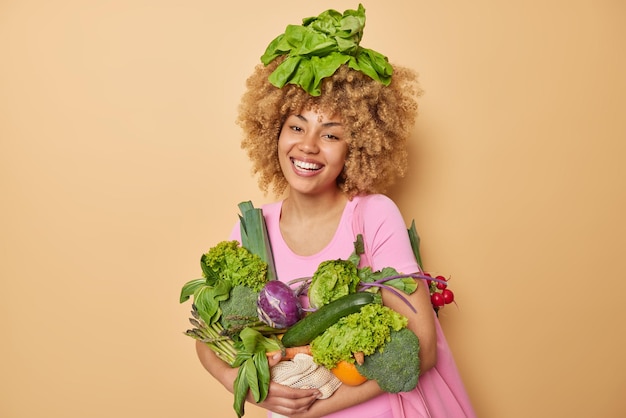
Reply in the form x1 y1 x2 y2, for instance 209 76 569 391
195 340 238 393
381 279 438 373
195 340 321 416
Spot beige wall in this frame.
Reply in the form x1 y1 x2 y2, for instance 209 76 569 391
1 1 625 417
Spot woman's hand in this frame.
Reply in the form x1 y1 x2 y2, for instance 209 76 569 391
250 352 321 416
253 381 320 416
196 341 320 416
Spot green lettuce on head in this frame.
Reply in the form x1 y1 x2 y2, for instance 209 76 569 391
260 3 393 96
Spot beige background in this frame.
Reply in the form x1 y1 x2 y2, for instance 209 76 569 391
1 1 625 417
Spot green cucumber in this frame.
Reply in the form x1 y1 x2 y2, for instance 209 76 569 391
281 292 377 348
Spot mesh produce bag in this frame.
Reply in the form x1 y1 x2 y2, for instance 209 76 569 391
271 353 342 399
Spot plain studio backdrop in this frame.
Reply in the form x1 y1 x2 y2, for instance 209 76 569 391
1 1 625 417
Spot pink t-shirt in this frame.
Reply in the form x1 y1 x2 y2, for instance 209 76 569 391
230 194 418 417
230 194 419 280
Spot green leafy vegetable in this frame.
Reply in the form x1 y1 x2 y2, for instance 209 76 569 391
201 240 268 291
232 328 281 418
260 4 393 96
358 266 418 295
193 280 232 325
310 303 407 369
179 278 206 303
232 358 252 417
308 259 361 309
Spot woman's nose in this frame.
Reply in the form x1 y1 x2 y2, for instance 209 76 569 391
298 133 319 153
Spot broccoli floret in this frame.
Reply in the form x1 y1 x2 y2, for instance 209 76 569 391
308 259 361 309
219 285 260 329
355 328 421 393
201 240 268 291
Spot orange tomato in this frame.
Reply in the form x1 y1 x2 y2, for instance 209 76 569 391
331 360 368 386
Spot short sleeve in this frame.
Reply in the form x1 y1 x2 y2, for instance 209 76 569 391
358 194 419 274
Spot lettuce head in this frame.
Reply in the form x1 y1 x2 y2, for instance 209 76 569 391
308 259 360 309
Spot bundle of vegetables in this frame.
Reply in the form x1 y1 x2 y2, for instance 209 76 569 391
180 201 292 418
180 203 456 414
273 233 451 393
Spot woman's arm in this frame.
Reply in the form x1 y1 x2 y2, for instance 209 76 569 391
381 277 437 372
361 195 438 371
195 341 321 416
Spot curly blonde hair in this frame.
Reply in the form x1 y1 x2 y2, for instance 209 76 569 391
236 57 422 199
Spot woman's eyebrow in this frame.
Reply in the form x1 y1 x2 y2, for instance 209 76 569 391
293 114 342 127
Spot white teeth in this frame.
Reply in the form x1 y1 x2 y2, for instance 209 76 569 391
293 159 321 170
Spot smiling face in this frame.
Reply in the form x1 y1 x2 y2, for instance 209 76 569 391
277 109 348 197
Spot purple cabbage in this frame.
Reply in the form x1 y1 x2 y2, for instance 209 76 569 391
257 281 302 329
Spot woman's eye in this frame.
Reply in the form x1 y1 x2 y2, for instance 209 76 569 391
323 134 340 140
290 125 303 132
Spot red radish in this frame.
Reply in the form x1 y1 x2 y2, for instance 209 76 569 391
442 288 455 304
435 276 447 290
431 292 445 307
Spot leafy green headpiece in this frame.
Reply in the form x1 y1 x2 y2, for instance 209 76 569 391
260 4 393 96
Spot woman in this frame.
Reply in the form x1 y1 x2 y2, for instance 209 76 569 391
196 5 474 417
